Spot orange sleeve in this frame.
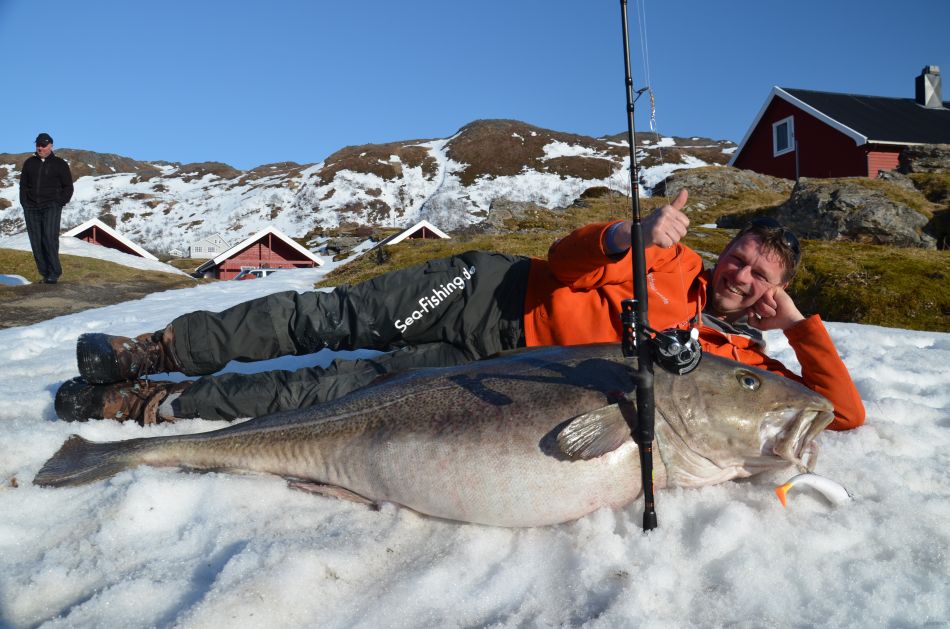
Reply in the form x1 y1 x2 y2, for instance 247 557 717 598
699 316 864 431
545 221 698 290
783 316 865 430
545 221 632 288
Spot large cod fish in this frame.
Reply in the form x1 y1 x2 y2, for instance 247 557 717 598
34 344 833 527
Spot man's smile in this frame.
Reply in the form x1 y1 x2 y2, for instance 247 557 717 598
725 281 747 297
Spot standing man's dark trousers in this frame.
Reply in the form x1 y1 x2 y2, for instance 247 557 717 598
170 251 532 420
23 203 63 281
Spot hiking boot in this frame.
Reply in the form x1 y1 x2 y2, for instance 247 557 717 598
54 377 193 425
76 325 183 384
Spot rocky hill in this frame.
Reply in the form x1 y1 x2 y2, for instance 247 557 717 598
0 120 734 255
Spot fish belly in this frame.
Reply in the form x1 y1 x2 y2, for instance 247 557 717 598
317 418 644 527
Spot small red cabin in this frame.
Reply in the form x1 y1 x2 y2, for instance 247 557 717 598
194 226 322 280
62 218 157 260
730 67 950 179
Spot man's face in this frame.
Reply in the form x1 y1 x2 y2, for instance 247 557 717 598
708 234 788 319
36 143 53 158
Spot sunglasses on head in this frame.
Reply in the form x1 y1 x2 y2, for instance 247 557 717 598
744 216 801 264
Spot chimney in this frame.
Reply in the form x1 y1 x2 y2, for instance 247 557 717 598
915 65 943 108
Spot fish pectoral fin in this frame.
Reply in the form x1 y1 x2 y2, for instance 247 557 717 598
556 406 631 461
286 480 378 509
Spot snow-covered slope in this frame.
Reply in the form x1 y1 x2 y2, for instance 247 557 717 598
0 120 735 255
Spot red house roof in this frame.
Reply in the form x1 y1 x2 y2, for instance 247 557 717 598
376 220 450 247
782 88 950 145
62 218 157 260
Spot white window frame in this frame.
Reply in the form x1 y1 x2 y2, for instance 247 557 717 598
772 116 795 157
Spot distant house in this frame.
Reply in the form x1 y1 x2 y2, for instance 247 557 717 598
376 220 450 247
62 218 158 260
729 66 950 180
189 233 232 259
193 226 323 280
168 248 186 258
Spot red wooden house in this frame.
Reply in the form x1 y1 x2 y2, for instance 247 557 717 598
62 218 158 260
729 66 950 180
194 226 323 279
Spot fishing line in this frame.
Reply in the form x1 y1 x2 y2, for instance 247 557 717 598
634 0 665 196
633 0 692 327
637 0 651 100
634 0 699 328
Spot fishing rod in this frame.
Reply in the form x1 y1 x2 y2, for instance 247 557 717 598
617 0 702 532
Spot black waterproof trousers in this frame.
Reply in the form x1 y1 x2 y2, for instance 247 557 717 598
172 251 531 420
23 203 63 280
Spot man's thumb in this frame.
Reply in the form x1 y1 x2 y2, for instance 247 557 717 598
673 188 689 209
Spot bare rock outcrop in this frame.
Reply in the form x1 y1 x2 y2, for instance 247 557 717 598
773 178 936 248
899 144 950 174
654 166 793 200
461 199 550 235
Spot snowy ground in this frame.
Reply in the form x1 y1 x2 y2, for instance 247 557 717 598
0 245 948 628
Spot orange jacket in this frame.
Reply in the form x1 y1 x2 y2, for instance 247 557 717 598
522 222 865 431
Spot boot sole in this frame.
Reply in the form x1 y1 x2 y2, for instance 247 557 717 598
54 377 101 422
77 333 123 384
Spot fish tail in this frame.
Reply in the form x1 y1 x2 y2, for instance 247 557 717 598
33 434 145 487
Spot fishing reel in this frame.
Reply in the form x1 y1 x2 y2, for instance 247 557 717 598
620 299 702 375
650 327 702 375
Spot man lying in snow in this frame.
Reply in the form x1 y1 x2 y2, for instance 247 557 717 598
55 189 865 431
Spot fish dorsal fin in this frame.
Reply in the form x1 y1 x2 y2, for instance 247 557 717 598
556 406 631 461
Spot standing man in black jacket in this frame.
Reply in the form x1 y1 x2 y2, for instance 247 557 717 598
19 132 74 284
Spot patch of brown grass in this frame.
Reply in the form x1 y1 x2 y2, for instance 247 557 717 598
910 172 950 204
542 156 616 179
162 257 204 272
699 190 789 226
793 240 950 331
178 162 242 183
0 247 198 286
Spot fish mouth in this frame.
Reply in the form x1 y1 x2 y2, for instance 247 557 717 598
760 407 834 472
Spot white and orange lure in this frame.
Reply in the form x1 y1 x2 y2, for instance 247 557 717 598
775 473 853 508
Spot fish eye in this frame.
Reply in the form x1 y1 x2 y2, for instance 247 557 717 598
736 371 761 391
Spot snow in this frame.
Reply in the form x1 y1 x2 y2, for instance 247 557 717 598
639 154 710 191
540 141 609 160
649 136 677 148
0 245 948 628
0 274 30 286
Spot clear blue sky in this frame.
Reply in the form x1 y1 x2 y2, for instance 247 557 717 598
2 1 947 170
